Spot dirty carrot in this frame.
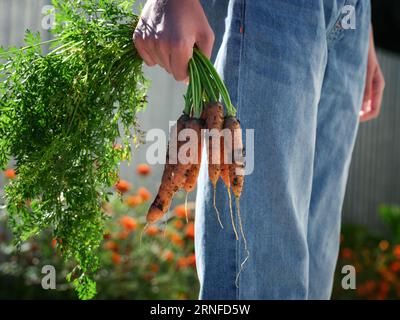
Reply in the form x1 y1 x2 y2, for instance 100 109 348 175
221 122 238 240
183 117 204 193
224 116 249 285
146 114 188 224
204 102 225 228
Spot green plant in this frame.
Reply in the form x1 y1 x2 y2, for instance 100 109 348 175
0 167 198 299
380 205 400 243
0 0 147 299
0 0 235 299
333 205 400 300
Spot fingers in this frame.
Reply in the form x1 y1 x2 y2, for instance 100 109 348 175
370 67 385 118
170 40 193 82
360 66 385 122
195 28 215 59
133 30 156 67
359 99 372 122
133 22 214 82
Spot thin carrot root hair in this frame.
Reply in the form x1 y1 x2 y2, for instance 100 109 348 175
213 186 224 229
227 187 238 240
234 197 250 288
185 192 189 223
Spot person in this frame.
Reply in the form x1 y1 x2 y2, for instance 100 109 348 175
133 0 385 299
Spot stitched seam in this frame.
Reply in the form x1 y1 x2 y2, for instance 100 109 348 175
326 0 350 41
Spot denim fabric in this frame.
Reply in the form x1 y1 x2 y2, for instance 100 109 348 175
196 0 371 299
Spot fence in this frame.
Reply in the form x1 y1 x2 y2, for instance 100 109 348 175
0 0 399 233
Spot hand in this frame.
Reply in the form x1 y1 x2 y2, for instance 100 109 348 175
133 0 215 82
359 29 385 122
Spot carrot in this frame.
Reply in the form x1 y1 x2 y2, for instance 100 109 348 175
205 102 224 186
146 114 188 224
221 119 238 240
220 135 231 189
224 116 249 286
182 117 204 193
204 102 224 228
224 117 245 198
171 114 190 190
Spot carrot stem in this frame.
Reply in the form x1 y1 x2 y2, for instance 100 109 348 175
193 49 236 117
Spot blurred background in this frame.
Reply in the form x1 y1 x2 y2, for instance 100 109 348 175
0 0 399 299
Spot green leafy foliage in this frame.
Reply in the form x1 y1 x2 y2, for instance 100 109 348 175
0 178 199 300
0 0 146 299
333 205 400 300
380 205 400 243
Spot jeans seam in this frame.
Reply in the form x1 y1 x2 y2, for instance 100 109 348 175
326 0 350 44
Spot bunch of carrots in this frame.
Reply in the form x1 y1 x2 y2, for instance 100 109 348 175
145 49 249 280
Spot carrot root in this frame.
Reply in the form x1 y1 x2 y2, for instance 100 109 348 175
213 186 224 229
227 188 238 240
234 196 250 287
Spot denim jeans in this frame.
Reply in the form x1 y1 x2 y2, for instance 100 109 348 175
196 0 371 299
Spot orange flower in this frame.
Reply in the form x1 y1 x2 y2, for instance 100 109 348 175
124 195 143 207
379 281 390 295
177 257 189 269
380 267 396 283
150 263 159 273
393 245 400 260
51 238 62 248
365 280 376 294
4 168 16 179
136 163 151 176
356 283 367 297
120 216 138 231
163 250 174 262
171 233 184 247
115 180 131 193
186 254 196 267
174 219 185 230
145 225 159 236
113 143 123 151
185 222 195 239
174 204 189 219
340 248 353 260
111 252 122 265
379 240 390 251
390 261 400 273
104 241 119 252
376 292 387 300
117 230 130 240
137 187 152 202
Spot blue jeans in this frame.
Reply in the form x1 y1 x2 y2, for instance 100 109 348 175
196 0 370 299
